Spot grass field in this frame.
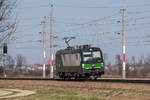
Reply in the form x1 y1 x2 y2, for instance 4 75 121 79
0 80 150 100
0 87 105 100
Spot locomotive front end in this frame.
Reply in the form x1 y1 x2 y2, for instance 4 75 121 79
81 48 104 79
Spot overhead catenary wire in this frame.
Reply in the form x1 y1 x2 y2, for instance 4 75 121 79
10 3 150 56
16 3 150 10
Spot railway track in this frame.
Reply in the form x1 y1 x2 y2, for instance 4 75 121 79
0 77 150 84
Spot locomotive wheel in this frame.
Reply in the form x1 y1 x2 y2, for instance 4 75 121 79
84 76 89 81
94 76 98 80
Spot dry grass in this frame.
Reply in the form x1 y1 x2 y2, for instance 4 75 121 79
0 80 150 100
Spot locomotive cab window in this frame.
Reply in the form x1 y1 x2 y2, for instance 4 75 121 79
83 52 92 62
83 51 101 62
93 51 101 58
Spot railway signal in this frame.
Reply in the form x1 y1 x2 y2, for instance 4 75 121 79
3 42 7 78
3 43 7 55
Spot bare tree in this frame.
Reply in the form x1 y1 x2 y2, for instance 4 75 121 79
6 55 15 69
16 54 26 69
137 56 144 66
0 54 15 68
0 0 16 44
115 54 122 76
115 54 122 65
144 54 150 66
131 56 136 66
103 53 108 65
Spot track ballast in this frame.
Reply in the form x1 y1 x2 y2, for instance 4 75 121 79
0 77 150 84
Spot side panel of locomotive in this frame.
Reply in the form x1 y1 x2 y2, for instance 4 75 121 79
55 49 83 78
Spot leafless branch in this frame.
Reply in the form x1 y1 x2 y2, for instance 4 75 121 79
0 0 17 44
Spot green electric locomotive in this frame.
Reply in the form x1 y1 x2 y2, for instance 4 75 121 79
55 45 104 80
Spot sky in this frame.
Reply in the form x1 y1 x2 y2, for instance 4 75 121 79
8 0 150 64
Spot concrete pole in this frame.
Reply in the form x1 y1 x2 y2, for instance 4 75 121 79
42 16 46 78
122 5 126 79
50 5 54 79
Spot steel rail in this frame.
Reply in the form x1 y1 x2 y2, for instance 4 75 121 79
0 78 150 84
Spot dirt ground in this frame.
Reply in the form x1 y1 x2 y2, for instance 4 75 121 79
0 80 150 100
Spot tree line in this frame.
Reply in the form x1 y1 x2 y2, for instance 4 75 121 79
104 54 150 78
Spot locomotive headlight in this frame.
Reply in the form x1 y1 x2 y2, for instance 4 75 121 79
82 64 84 68
96 69 99 72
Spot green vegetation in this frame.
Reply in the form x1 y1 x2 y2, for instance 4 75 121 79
3 88 104 100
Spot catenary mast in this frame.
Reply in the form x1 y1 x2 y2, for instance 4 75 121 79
122 5 126 79
50 5 54 78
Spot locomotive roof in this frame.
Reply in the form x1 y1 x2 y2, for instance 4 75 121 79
56 46 101 55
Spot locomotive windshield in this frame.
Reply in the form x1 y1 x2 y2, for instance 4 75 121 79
83 51 101 62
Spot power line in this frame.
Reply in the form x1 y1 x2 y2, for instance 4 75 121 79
126 3 150 8
68 11 121 27
16 4 121 9
16 3 150 10
126 25 150 31
126 22 150 27
18 17 43 20
55 11 121 34
17 5 50 9
9 40 42 44
127 10 150 14
55 4 121 9
127 16 150 21
14 24 42 34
